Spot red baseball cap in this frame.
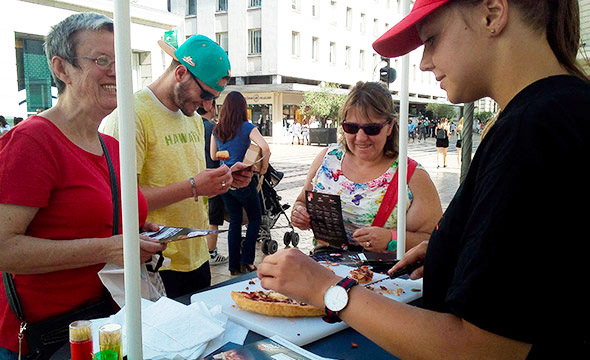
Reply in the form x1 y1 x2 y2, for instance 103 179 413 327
372 0 451 58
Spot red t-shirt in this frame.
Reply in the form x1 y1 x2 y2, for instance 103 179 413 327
0 116 148 353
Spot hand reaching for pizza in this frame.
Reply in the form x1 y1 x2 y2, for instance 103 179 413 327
257 248 341 309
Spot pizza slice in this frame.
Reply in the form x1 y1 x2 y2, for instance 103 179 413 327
231 290 324 317
216 150 230 160
349 265 374 284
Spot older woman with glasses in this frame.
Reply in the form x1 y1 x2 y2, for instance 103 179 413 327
0 13 165 358
291 81 442 253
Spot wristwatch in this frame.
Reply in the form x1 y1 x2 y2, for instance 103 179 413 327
322 277 358 323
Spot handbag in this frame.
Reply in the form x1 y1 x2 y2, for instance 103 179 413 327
2 134 119 360
371 158 418 228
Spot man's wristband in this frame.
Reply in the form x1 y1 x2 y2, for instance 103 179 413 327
189 177 199 202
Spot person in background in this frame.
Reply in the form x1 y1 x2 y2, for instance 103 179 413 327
102 35 253 298
258 0 589 358
12 117 24 126
0 116 10 137
199 101 228 266
290 81 442 253
435 117 450 168
211 91 271 275
0 13 165 358
456 117 464 165
408 118 415 143
301 120 310 145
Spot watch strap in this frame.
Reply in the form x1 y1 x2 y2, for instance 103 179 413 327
322 277 358 323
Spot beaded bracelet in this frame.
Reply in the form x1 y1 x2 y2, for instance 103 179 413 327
189 177 199 202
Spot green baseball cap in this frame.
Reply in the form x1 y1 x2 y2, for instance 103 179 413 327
158 34 231 93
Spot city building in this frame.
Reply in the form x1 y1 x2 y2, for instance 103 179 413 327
0 0 184 121
171 0 457 143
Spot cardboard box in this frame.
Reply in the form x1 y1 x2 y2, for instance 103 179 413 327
243 142 262 171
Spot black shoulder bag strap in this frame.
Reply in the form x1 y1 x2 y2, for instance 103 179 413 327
2 133 119 358
99 134 120 234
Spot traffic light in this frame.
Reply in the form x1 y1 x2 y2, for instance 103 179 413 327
380 66 397 83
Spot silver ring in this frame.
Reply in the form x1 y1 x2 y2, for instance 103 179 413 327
366 242 370 247
221 181 226 188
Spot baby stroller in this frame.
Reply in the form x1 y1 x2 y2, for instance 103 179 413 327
257 164 299 254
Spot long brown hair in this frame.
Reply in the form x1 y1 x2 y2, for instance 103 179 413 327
458 0 587 80
213 91 248 142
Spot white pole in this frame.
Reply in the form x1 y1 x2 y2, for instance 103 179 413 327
113 1 143 358
396 0 411 260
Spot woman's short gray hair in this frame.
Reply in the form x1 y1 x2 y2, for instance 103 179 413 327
44 12 113 94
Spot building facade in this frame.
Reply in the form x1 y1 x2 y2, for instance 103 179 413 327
0 0 184 122
172 0 456 142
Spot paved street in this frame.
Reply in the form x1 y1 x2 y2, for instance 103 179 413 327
209 133 481 285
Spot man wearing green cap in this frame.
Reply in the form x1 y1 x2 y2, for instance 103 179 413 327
103 35 253 297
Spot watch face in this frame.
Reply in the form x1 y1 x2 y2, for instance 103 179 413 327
324 285 348 312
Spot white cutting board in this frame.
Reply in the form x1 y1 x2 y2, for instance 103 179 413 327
191 265 423 346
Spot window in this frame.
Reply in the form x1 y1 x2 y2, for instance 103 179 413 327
249 0 262 8
329 42 336 64
345 46 351 68
359 49 365 70
360 13 366 33
291 32 300 57
373 18 379 37
311 0 319 17
217 0 228 12
249 29 262 55
186 0 196 15
15 34 53 112
216 32 228 53
346 7 352 30
312 37 319 61
330 1 337 24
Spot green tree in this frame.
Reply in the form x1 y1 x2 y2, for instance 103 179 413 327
425 103 457 120
300 83 347 128
474 110 495 124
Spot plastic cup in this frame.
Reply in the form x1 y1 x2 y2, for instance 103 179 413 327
69 320 93 360
99 323 123 360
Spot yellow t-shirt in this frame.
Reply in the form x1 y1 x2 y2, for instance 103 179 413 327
102 88 209 272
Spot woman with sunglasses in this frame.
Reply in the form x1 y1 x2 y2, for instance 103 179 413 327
290 81 442 253
211 91 271 275
259 0 589 358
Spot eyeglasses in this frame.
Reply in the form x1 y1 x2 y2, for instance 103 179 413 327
341 122 389 136
188 72 219 101
76 55 115 71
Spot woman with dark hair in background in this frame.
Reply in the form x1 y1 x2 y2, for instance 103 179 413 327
211 91 271 275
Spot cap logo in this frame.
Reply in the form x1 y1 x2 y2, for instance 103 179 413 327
182 56 195 67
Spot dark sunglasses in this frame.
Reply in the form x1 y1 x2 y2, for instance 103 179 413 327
342 122 389 136
189 72 219 100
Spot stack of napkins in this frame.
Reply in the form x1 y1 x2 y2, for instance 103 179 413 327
91 297 248 359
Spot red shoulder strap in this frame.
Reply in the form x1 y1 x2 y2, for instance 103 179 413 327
371 158 418 227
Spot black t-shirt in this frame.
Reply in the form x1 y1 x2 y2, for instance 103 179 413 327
203 117 220 169
424 76 590 357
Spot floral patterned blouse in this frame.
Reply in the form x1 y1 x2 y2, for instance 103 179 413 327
311 144 420 246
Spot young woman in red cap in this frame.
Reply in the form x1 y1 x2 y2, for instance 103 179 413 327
257 0 589 358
